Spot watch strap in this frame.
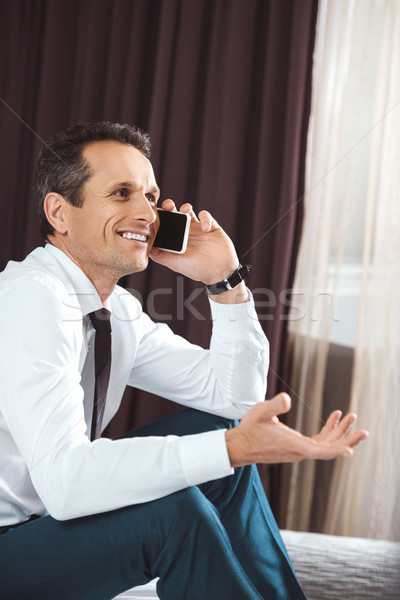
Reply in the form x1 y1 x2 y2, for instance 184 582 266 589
204 264 252 295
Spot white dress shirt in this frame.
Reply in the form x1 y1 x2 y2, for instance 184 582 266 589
0 244 269 526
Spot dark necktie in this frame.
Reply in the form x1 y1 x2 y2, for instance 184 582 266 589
89 308 112 441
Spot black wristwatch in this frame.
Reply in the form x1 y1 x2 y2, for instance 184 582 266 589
204 264 252 295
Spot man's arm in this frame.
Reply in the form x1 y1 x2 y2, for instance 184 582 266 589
151 201 369 464
0 277 234 520
128 292 269 419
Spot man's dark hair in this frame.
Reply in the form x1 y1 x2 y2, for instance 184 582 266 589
35 121 151 240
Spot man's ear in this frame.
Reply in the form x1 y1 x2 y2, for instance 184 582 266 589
43 193 69 234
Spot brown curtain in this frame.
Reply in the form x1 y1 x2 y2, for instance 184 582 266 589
0 0 317 516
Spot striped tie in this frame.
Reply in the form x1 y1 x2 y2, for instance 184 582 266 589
89 309 112 440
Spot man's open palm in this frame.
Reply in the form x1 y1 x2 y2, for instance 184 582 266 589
225 393 369 467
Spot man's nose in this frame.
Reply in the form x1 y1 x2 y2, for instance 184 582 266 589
136 195 157 224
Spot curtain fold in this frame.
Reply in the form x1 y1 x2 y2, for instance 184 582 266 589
281 0 400 540
324 0 400 541
0 1 317 508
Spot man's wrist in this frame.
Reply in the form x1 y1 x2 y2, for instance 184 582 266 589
204 264 252 295
225 428 253 467
208 281 249 304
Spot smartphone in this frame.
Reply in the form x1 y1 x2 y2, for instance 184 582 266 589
153 208 191 254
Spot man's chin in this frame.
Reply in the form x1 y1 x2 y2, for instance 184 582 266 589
119 256 149 278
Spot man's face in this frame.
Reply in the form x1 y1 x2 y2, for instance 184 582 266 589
62 141 160 284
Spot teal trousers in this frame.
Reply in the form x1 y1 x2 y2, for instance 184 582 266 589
0 409 306 599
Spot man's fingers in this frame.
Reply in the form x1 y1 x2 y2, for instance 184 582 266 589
317 410 342 438
343 429 369 448
262 393 292 420
317 412 358 443
306 438 354 460
178 205 219 231
243 393 292 427
198 210 218 232
309 428 369 460
335 413 357 438
179 203 200 222
161 198 176 211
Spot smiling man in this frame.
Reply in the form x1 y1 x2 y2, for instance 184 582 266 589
0 122 367 600
44 140 160 298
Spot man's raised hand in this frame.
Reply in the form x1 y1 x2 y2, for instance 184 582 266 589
150 200 239 286
225 393 369 467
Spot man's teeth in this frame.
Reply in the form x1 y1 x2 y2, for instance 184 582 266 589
121 233 147 241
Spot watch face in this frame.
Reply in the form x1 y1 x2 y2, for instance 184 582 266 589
205 264 251 295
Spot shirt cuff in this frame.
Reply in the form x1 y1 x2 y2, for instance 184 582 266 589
208 290 265 342
178 428 233 487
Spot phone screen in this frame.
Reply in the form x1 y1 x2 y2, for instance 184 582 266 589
153 209 191 253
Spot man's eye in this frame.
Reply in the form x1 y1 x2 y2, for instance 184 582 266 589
146 194 157 205
114 189 128 198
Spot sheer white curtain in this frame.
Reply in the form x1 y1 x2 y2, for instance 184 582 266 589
282 0 400 540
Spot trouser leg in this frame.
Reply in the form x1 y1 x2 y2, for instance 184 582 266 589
0 487 262 600
200 463 306 599
122 408 306 599
1 408 305 599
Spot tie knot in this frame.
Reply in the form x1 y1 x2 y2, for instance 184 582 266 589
89 308 112 333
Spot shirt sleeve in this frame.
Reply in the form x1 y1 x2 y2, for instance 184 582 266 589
128 291 270 419
0 279 268 521
0 278 235 520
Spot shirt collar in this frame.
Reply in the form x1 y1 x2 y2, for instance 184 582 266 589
44 244 112 315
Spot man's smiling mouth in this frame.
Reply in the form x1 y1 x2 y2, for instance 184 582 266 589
118 232 149 242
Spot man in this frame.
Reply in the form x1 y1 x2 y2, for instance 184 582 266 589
0 122 367 599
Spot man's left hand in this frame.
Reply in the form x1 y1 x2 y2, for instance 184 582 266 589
150 200 239 286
